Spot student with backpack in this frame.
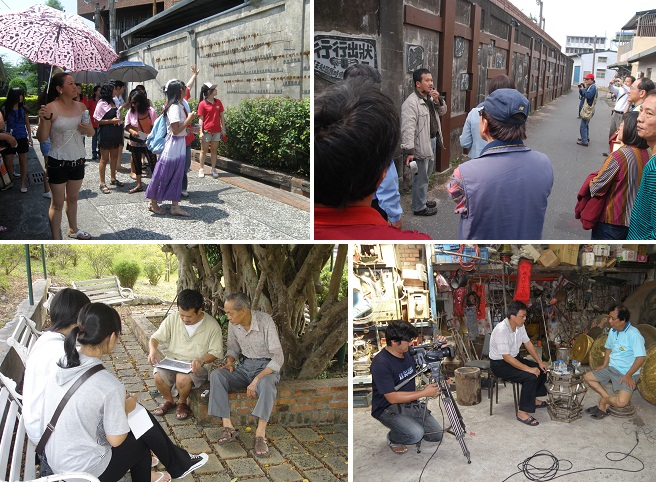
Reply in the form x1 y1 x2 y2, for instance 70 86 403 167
2 87 33 192
145 80 196 216
125 91 157 193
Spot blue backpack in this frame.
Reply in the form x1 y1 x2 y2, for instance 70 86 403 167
145 113 167 154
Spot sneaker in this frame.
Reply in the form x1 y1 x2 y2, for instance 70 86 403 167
198 169 205 178
181 190 189 198
43 191 51 199
211 168 219 179
178 453 209 478
413 207 437 216
426 200 437 208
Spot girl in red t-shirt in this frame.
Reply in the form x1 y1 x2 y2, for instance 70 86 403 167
197 82 226 179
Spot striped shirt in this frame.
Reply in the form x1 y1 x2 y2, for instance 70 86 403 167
589 146 650 226
627 154 656 240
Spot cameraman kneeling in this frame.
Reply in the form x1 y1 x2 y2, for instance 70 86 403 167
370 320 443 454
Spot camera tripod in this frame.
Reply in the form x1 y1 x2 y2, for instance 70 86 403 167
395 360 471 464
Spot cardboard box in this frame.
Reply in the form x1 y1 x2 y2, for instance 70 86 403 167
581 252 595 266
402 268 427 283
592 244 610 257
549 244 580 265
538 249 560 268
594 255 606 267
615 249 637 262
623 244 639 252
636 253 648 263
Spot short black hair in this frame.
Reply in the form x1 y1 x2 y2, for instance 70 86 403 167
507 300 528 318
314 81 399 207
177 289 204 313
608 304 630 322
638 77 655 94
621 111 648 149
412 68 431 85
114 80 125 88
385 320 418 345
626 75 636 83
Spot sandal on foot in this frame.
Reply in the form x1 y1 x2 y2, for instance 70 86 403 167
151 471 170 482
99 184 111 194
68 229 92 240
153 400 176 416
217 426 239 445
149 205 166 215
170 207 190 217
535 400 548 409
591 408 609 419
254 436 269 458
389 442 408 454
129 185 144 193
151 455 159 467
176 402 191 420
516 415 539 426
110 179 124 187
585 405 602 414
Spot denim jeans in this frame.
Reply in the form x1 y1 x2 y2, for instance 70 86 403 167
591 222 628 240
378 403 443 445
579 118 590 144
411 137 436 212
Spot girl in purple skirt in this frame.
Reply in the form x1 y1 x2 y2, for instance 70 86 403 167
146 79 196 216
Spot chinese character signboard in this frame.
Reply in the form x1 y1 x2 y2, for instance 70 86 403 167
314 34 378 83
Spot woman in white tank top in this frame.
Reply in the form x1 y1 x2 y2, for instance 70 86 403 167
36 73 95 240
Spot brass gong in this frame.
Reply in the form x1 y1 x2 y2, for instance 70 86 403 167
589 334 608 370
572 333 593 364
638 344 656 406
637 324 656 352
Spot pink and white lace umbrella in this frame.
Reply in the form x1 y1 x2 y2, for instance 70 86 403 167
0 5 117 72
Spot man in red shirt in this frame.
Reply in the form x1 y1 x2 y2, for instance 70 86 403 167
314 81 430 240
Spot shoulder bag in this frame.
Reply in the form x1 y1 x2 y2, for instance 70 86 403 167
36 364 105 455
580 90 597 121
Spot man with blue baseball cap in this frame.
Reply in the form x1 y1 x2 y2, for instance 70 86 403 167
447 88 554 239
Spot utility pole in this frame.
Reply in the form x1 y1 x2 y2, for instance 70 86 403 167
592 35 596 78
536 0 544 30
109 0 117 52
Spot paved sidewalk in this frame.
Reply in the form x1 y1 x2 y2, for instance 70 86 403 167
0 139 310 240
107 312 347 482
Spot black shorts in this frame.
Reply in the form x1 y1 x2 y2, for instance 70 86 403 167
2 137 29 155
46 157 85 184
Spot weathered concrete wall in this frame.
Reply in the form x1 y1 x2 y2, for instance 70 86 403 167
125 0 310 108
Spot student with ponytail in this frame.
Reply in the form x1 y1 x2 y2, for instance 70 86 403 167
37 303 208 482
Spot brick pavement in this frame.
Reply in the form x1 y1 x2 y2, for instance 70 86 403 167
106 320 346 482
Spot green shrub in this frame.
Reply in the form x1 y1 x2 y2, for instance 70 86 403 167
143 258 163 286
113 257 141 289
7 78 28 94
218 97 310 178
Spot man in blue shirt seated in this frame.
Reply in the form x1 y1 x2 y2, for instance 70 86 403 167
369 320 443 454
583 305 646 419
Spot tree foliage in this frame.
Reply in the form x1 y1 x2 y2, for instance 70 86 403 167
0 245 24 276
162 244 347 379
82 245 119 278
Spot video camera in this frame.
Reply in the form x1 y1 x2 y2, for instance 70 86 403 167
408 341 454 364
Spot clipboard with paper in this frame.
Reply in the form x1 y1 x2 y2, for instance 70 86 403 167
153 357 192 373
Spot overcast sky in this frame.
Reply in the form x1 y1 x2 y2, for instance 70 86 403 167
510 0 655 51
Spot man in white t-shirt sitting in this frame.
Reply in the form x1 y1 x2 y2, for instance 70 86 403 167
148 289 224 420
489 300 547 427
